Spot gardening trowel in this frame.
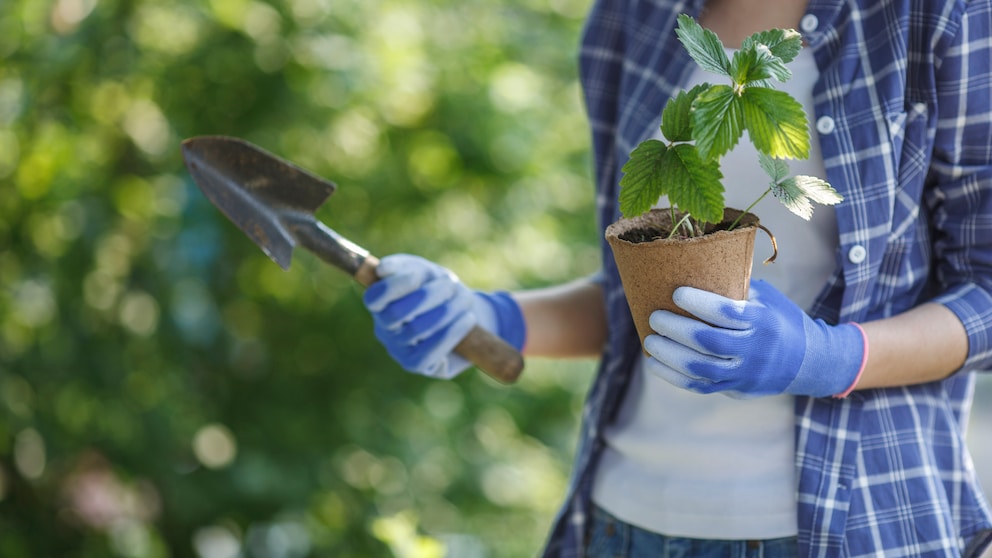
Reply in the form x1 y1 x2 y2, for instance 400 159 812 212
181 135 524 384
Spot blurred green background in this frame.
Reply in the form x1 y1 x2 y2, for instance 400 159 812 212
0 0 601 556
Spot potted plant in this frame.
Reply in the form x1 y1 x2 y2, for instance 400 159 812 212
606 14 843 346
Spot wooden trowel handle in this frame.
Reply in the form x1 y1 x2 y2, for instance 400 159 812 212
453 325 525 384
354 256 525 384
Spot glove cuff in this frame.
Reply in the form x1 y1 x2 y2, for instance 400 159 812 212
832 322 869 398
475 291 527 352
787 320 867 397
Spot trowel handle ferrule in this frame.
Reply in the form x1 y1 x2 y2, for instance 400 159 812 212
290 217 370 278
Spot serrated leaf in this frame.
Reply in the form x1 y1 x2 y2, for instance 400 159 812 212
771 175 842 220
741 29 803 63
619 140 669 217
771 179 815 220
675 14 731 77
792 175 843 205
758 152 790 183
661 84 708 143
664 144 725 224
731 44 791 84
691 84 744 161
741 87 809 159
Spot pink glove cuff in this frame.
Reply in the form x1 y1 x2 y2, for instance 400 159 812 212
834 322 869 399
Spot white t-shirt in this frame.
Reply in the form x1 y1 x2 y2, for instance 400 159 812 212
592 48 838 539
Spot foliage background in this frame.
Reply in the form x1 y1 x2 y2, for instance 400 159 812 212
0 0 601 556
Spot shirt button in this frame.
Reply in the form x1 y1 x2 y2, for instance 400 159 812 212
848 245 867 264
800 14 819 33
816 115 836 134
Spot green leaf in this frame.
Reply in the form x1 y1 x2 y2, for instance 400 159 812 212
664 144 725 224
691 84 744 161
619 140 669 217
771 179 815 220
740 87 810 159
661 83 708 143
731 44 791 85
675 14 731 77
793 175 843 205
758 152 789 183
741 28 803 63
771 175 843 220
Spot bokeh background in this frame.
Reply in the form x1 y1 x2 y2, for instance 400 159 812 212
1 1 990 557
1 0 599 556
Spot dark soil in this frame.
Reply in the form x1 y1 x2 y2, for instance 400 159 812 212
618 220 743 244
620 227 670 243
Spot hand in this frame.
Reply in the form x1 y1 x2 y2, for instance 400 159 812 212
363 254 526 379
643 280 867 398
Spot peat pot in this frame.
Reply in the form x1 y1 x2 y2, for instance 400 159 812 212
606 207 771 348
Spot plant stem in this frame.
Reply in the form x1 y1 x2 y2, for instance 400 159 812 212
728 187 772 231
667 212 696 240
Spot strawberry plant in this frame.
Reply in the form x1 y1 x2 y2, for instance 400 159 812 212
618 14 842 238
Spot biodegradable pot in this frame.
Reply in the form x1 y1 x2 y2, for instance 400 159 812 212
606 207 768 349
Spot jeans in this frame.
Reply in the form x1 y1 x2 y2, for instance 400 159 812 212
586 506 798 558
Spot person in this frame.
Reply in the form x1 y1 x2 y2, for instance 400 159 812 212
362 0 992 555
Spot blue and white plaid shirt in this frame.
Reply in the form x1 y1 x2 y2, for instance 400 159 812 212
542 0 992 556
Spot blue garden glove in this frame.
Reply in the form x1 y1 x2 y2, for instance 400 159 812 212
644 280 868 398
363 254 526 379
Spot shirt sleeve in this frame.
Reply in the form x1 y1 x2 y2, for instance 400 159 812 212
927 0 992 370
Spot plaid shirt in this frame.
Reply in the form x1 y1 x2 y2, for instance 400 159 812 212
542 0 992 556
